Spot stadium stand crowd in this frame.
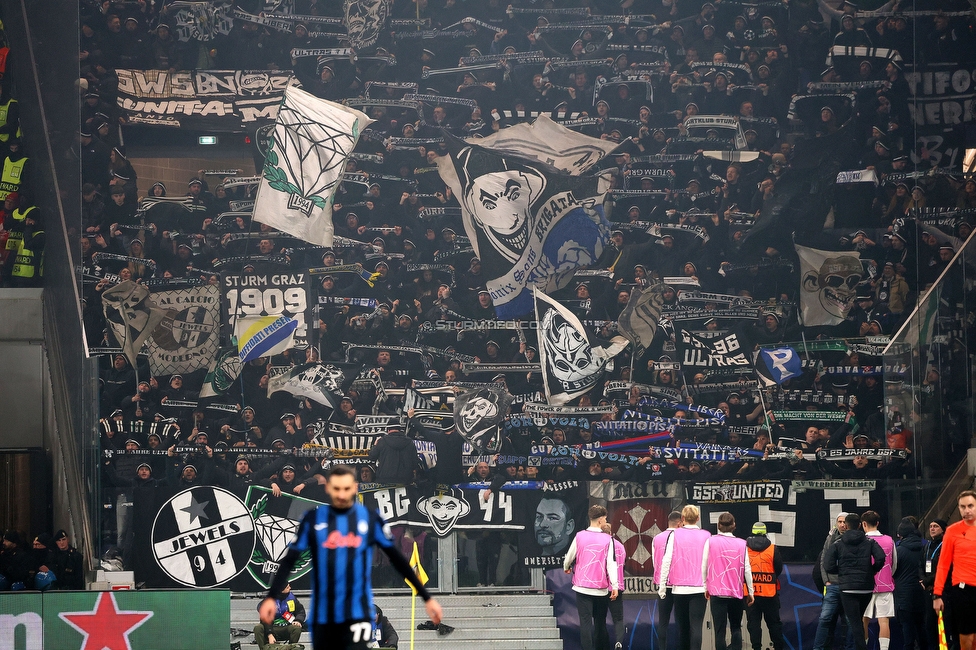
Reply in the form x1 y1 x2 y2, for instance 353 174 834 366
58 0 976 575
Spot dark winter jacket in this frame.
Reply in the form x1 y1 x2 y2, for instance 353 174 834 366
823 528 886 592
893 524 927 611
368 431 420 484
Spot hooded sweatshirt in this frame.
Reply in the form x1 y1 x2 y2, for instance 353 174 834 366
824 528 886 592
893 523 926 611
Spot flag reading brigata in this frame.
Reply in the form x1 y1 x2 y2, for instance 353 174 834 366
535 289 628 405
437 130 612 319
252 86 372 248
796 244 862 326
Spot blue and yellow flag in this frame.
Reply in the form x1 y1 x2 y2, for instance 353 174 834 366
405 541 428 596
235 315 299 362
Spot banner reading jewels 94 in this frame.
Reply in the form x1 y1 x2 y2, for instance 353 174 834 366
222 271 311 348
115 69 296 131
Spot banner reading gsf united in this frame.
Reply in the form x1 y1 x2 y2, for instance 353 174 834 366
223 271 312 348
115 69 296 131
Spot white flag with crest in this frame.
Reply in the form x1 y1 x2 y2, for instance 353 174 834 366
253 86 373 248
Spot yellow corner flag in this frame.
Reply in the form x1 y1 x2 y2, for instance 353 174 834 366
938 610 948 650
406 541 429 595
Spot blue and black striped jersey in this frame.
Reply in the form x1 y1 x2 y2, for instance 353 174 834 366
288 502 395 625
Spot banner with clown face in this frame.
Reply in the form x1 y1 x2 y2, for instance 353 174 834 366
796 244 862 326
437 132 612 319
453 386 515 453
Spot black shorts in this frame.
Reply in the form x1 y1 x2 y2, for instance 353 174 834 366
947 584 976 635
312 620 374 650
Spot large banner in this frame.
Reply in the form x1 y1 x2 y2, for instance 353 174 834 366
437 133 612 319
115 70 295 131
129 479 885 589
906 63 976 126
145 284 221 376
222 270 311 348
0 590 230 650
519 482 590 568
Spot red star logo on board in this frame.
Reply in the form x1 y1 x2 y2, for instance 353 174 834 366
59 591 154 650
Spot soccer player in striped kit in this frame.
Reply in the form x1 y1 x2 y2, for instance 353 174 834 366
657 505 712 650
259 465 443 650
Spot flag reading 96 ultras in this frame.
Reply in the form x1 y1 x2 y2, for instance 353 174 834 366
253 86 373 248
437 132 612 319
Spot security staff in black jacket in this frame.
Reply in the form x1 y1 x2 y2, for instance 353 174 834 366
51 530 85 590
824 513 886 650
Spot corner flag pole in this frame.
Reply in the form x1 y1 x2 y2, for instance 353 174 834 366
405 541 429 650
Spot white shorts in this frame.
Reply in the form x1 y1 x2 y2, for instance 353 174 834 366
864 591 895 619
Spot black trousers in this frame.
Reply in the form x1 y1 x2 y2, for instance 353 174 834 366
710 596 745 650
672 592 706 650
839 592 873 650
577 591 611 650
608 591 624 644
657 589 675 650
746 595 784 650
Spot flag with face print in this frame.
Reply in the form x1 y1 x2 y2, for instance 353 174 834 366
535 289 628 405
436 133 612 319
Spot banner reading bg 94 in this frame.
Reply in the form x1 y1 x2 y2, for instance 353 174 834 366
0 589 230 650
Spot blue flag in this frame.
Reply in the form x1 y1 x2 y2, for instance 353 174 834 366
757 347 802 386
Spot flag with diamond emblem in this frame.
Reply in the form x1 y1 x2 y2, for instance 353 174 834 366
244 486 316 589
253 86 373 247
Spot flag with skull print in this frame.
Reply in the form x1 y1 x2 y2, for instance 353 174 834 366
267 362 361 410
535 289 629 405
796 244 862 326
436 132 612 319
453 386 514 453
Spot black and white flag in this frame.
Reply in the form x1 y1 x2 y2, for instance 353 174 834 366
453 386 514 453
436 131 612 319
145 285 221 376
679 330 751 369
535 289 628 405
267 362 360 409
151 486 255 588
169 1 236 42
343 0 391 49
102 281 166 371
796 244 862 326
617 283 666 358
253 86 372 247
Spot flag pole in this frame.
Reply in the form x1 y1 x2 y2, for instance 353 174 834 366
410 594 417 650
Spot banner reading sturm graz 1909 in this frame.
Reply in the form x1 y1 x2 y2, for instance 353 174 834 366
115 70 295 131
222 271 311 348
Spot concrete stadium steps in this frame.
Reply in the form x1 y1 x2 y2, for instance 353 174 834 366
230 593 563 650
